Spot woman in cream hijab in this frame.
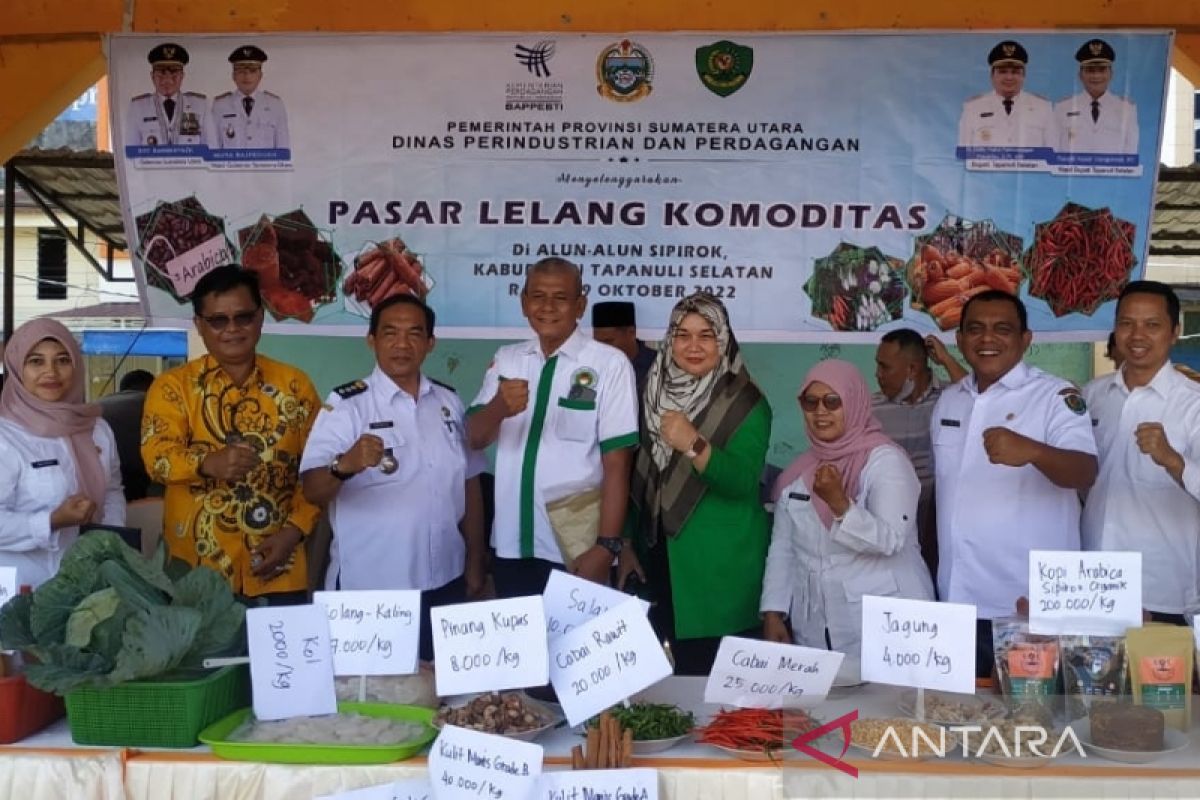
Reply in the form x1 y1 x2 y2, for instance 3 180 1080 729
627 292 771 675
0 318 125 587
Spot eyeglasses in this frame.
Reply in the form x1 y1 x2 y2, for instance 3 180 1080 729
799 393 843 412
201 311 259 331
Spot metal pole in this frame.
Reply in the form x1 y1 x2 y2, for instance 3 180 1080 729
4 161 15 345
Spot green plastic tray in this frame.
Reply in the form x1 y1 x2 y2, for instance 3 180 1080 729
199 702 437 764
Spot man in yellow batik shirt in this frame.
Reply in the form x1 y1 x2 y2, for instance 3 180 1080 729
142 265 320 603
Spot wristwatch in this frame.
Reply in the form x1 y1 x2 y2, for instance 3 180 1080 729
329 454 356 481
685 435 709 460
595 537 625 556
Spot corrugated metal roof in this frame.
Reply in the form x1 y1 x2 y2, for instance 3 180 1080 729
1153 165 1200 257
8 147 125 250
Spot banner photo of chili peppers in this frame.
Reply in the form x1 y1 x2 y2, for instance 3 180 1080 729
805 243 906 332
906 215 1025 331
1026 203 1137 317
237 209 343 323
107 32 1169 340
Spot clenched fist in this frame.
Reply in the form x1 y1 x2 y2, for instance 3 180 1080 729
51 494 97 529
661 410 699 452
495 378 529 418
200 442 261 482
1135 422 1183 472
982 427 1041 468
340 433 385 474
812 463 850 519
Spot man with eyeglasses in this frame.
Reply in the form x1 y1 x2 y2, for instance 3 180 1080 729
211 45 291 151
125 42 211 149
466 257 639 597
142 265 321 605
931 290 1097 676
299 294 488 660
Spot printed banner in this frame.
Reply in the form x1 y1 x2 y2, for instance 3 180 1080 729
107 31 1171 341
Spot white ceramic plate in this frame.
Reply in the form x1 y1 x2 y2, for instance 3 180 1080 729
1069 719 1190 764
896 689 1007 726
632 732 691 754
707 743 786 762
434 693 563 742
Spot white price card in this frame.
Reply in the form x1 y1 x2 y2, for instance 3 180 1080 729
536 769 658 800
317 778 433 800
548 598 673 727
431 596 548 696
1028 550 1142 636
246 604 338 721
314 589 421 676
704 636 844 709
542 571 649 640
0 567 16 607
860 595 976 694
430 725 543 800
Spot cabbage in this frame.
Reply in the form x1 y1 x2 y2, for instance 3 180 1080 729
0 531 246 695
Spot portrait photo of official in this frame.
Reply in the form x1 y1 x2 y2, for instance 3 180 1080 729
958 40 1054 150
125 42 210 148
211 45 291 151
1054 38 1139 156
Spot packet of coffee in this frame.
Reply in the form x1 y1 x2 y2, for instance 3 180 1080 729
1061 634 1127 721
1127 623 1192 731
993 616 1060 721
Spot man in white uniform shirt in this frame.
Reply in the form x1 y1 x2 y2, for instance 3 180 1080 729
958 40 1054 150
1055 38 1138 156
932 290 1097 676
1083 281 1200 625
467 258 639 598
125 42 209 148
301 294 486 661
211 45 291 151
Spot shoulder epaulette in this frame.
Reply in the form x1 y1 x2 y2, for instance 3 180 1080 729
264 91 281 100
132 93 151 100
215 91 232 100
430 378 458 394
184 91 207 98
333 379 368 399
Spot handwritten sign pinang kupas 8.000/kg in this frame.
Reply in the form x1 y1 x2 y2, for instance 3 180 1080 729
430 596 548 696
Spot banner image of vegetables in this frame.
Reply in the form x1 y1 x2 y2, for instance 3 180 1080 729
135 197 236 304
343 237 433 319
1026 202 1137 317
906 215 1024 331
238 209 343 323
805 243 906 332
0 532 246 695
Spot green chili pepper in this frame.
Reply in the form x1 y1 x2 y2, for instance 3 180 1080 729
586 703 695 741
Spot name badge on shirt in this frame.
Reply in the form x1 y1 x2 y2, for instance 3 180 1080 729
1067 111 1081 117
368 421 394 430
979 112 994 118
789 491 811 501
31 459 59 468
939 419 961 428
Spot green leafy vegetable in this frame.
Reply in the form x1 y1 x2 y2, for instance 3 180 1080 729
0 530 247 695
586 703 695 740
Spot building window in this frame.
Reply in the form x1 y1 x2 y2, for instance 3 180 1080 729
36 228 67 300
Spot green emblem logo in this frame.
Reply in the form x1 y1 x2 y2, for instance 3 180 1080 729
695 40 753 97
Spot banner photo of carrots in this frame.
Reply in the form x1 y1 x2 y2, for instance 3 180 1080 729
1026 202 1137 318
905 215 1024 331
343 237 432 317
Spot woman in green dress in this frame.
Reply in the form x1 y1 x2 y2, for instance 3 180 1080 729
624 292 772 675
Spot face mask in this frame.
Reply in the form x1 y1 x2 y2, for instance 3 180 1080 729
892 375 916 403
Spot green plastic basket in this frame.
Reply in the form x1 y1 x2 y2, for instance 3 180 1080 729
199 702 436 764
65 665 249 748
